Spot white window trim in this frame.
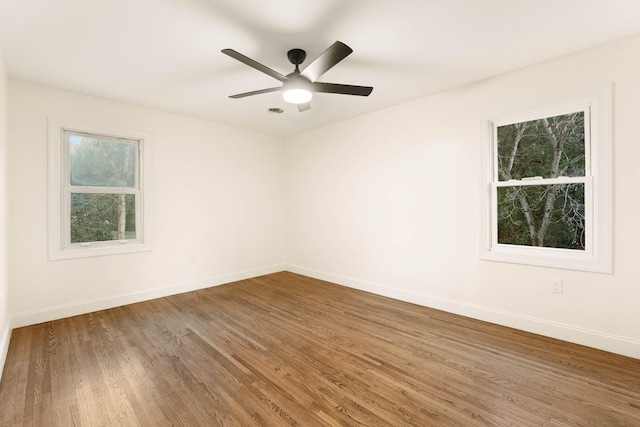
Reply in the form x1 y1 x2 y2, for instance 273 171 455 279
48 118 152 260
480 86 612 273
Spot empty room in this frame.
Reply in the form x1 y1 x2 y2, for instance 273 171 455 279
1 0 640 425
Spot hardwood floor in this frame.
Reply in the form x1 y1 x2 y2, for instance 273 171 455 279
1 272 639 426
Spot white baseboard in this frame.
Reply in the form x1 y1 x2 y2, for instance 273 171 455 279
286 264 640 360
10 264 286 329
4 263 638 374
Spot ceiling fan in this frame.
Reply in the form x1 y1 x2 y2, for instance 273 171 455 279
221 41 373 112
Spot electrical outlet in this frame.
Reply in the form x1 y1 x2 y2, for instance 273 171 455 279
550 278 563 294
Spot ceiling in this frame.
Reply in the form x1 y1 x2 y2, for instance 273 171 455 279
1 0 640 137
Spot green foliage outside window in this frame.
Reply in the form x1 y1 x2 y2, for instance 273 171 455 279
70 194 136 243
497 184 584 249
496 112 586 250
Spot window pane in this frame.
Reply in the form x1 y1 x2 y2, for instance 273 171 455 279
70 193 136 243
497 112 585 181
497 184 585 250
68 132 136 187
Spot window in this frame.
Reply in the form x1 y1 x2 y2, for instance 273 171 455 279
48 119 151 260
481 89 612 272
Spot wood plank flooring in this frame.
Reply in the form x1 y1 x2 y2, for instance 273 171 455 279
1 272 639 426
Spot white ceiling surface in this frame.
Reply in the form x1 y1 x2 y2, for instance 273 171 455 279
2 1 640 136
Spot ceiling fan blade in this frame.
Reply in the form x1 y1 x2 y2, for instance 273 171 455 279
229 86 281 99
312 82 373 96
222 49 287 82
297 102 311 112
300 41 353 82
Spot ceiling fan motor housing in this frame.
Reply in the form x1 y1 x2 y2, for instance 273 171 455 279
287 49 306 66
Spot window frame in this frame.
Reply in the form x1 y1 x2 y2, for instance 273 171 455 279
480 88 612 273
48 118 152 260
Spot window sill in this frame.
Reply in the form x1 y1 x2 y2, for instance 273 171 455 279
481 245 611 273
48 242 152 261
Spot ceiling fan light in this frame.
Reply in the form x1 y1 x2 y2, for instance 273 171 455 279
283 88 312 104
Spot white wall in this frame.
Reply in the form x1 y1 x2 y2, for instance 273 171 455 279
7 80 286 325
285 35 640 359
0 53 9 376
